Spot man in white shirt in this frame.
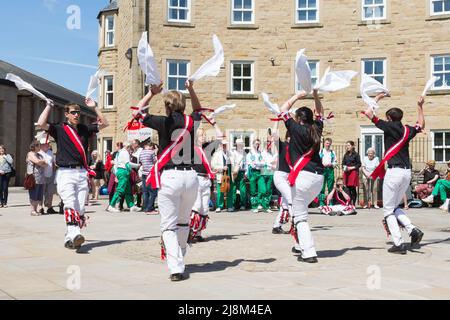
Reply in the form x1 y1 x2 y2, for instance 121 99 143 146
211 140 234 212
38 137 57 214
318 138 338 208
246 139 268 213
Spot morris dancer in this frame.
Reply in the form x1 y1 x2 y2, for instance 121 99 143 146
270 121 292 234
362 93 425 254
189 115 224 243
279 89 325 263
320 178 357 216
132 81 201 281
37 98 108 250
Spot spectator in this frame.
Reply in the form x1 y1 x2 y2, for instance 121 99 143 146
261 139 276 212
38 138 57 214
90 150 104 200
104 150 113 184
422 162 450 211
211 140 234 212
246 139 269 213
320 177 357 216
361 147 380 209
318 138 338 208
0 144 14 208
230 138 248 210
130 139 143 207
140 142 158 214
414 160 440 200
342 140 361 206
108 142 123 206
26 141 47 216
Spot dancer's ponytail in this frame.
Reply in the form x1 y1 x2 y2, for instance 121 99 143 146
295 107 321 152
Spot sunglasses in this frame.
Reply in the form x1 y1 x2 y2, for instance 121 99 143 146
69 110 81 115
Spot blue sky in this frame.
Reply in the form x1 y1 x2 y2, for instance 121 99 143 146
0 0 106 96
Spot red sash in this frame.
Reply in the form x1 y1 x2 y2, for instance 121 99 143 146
194 146 216 180
287 149 314 186
285 144 293 171
62 124 96 177
370 125 410 180
146 115 194 189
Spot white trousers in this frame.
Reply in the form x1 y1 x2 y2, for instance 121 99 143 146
192 176 211 237
273 171 292 228
158 169 199 275
291 171 324 259
56 168 89 241
382 168 415 246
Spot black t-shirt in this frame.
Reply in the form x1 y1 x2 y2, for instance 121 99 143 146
278 139 291 174
342 152 361 168
285 118 324 174
48 123 98 167
142 112 201 169
423 169 440 184
193 140 221 174
374 119 419 168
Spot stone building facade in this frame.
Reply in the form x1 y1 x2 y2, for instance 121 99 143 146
97 0 450 170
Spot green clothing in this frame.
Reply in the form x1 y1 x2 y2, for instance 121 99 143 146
216 165 234 209
232 170 247 209
249 169 269 209
260 174 273 209
318 167 335 206
110 167 135 208
432 179 450 202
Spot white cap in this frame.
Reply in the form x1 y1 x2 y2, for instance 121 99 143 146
236 138 244 145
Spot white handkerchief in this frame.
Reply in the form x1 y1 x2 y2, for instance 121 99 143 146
261 92 280 115
86 69 106 99
5 73 48 101
295 49 312 94
360 74 389 110
189 34 224 81
316 68 358 92
138 32 162 86
211 104 236 117
422 76 440 97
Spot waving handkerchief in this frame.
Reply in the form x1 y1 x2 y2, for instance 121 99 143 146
295 49 312 94
261 92 280 115
6 73 48 101
189 34 224 81
360 74 389 110
421 76 440 97
211 104 236 117
316 67 358 93
86 69 106 99
138 32 162 86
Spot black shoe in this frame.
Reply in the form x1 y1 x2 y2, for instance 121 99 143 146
72 234 85 249
410 228 424 248
298 256 318 263
170 273 184 282
388 244 407 254
39 208 45 215
291 246 302 254
194 235 205 242
272 227 289 234
64 240 74 249
47 208 57 214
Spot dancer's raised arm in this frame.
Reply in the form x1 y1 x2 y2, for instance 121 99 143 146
280 90 308 113
185 80 202 112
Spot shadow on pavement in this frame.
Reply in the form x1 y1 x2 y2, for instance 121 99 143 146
186 258 276 275
76 236 159 254
203 230 267 243
317 246 384 258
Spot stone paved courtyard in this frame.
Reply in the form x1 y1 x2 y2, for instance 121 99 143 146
0 188 449 300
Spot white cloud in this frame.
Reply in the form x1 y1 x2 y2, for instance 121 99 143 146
43 0 58 11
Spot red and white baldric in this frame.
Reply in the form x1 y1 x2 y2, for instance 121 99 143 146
63 124 96 177
194 146 216 180
370 119 412 180
146 114 194 189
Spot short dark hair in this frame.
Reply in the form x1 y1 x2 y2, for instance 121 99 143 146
325 138 333 143
386 108 403 122
116 142 124 149
29 140 40 152
65 103 80 113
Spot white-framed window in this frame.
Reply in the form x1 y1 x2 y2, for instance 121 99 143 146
431 0 450 15
231 61 254 94
230 131 254 153
168 0 190 22
296 0 319 23
231 0 254 24
431 55 450 89
362 58 386 85
362 0 386 20
104 15 115 47
296 60 319 92
360 126 384 159
167 60 190 92
102 138 113 161
103 76 114 109
432 130 450 162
